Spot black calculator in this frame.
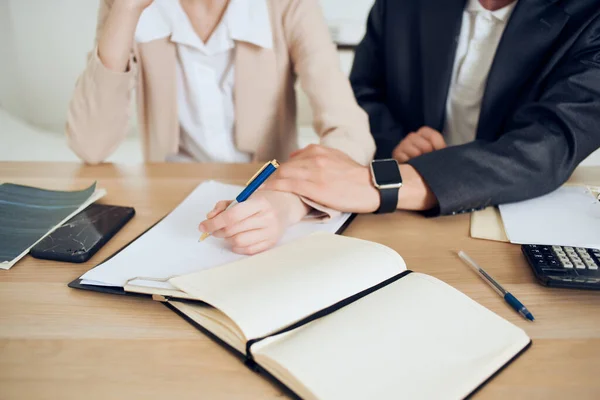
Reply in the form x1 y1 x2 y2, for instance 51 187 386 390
522 245 600 290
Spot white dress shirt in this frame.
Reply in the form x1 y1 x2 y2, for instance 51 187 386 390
444 0 517 146
135 0 273 162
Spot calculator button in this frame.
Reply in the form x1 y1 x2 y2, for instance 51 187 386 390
564 247 574 252
569 254 582 262
548 260 560 267
552 245 563 251
574 261 586 269
558 255 570 263
563 262 574 269
585 261 598 270
576 247 587 253
533 254 544 259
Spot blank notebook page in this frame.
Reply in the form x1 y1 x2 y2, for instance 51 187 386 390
169 233 406 340
254 273 530 400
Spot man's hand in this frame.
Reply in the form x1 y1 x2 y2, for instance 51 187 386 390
264 145 381 213
392 127 446 163
198 191 310 255
264 144 439 213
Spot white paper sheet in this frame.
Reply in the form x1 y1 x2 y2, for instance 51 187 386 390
81 181 352 288
499 186 600 250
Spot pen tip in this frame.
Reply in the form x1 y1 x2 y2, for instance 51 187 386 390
199 232 210 242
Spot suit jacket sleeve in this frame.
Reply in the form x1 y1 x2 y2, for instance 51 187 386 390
66 0 138 165
284 0 375 166
408 17 600 216
350 0 406 159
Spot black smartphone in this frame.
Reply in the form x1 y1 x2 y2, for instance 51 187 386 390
30 203 135 263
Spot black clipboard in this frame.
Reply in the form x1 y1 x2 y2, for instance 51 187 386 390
68 213 357 296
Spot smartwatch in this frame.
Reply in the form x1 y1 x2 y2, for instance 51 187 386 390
370 159 403 214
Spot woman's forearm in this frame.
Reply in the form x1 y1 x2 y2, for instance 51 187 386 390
97 2 146 72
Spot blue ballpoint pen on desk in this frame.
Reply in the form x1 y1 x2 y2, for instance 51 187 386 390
458 251 535 321
199 159 280 242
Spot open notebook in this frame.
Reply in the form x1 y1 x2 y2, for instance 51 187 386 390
91 232 531 400
71 181 353 294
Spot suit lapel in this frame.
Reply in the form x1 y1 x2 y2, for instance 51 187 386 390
477 0 570 140
234 41 278 155
420 0 467 131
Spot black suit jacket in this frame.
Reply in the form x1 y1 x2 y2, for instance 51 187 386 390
350 0 600 215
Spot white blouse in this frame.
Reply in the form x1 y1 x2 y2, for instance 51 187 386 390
135 0 273 162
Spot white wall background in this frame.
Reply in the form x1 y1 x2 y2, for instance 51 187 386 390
0 0 598 165
1 0 99 132
0 0 20 116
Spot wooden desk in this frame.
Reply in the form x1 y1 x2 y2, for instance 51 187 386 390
1 163 599 400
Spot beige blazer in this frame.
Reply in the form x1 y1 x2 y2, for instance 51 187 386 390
66 0 375 166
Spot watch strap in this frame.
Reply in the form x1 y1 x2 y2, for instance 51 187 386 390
375 187 399 214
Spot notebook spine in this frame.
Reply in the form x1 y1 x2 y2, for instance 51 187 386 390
243 270 413 367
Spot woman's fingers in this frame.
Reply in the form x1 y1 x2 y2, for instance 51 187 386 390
231 237 277 255
211 211 270 238
207 200 231 219
199 197 266 234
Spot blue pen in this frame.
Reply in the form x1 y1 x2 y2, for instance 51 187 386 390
199 160 280 242
458 251 535 321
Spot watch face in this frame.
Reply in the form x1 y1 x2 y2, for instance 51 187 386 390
372 159 402 186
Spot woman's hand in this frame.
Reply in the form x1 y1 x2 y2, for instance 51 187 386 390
198 191 310 255
126 0 154 11
97 0 154 73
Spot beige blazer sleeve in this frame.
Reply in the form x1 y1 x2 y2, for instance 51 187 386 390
282 0 376 221
283 0 376 166
66 0 137 165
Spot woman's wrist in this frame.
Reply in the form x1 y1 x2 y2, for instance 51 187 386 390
97 3 145 72
273 192 311 226
112 1 149 15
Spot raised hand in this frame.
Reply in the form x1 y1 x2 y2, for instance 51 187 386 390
392 127 446 163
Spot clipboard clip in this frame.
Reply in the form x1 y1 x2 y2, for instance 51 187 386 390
584 185 600 202
124 276 176 285
152 294 169 302
123 276 175 302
